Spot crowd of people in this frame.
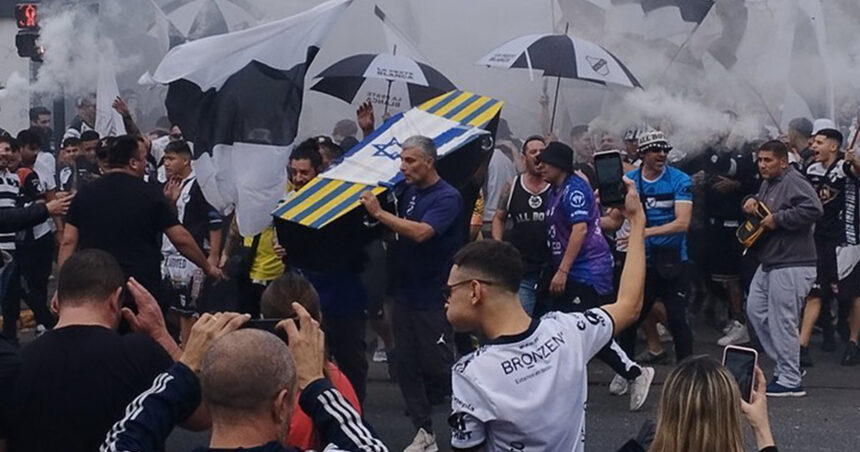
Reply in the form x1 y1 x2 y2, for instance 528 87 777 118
2 92 858 452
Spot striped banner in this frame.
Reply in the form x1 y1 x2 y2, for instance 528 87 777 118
274 90 502 229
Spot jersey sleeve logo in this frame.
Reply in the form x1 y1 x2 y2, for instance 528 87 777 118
570 190 586 208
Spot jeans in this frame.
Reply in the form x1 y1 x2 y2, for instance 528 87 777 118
518 272 539 316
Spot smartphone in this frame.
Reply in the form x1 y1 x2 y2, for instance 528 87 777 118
241 318 292 343
593 150 626 206
722 345 758 402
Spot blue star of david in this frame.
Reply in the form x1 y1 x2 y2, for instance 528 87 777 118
372 137 402 160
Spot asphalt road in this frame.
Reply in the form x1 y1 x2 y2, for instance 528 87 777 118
166 316 860 452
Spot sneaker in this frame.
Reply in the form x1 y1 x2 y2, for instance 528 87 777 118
656 323 673 343
800 346 813 368
717 321 750 346
822 333 837 352
372 348 388 363
629 367 655 411
636 349 670 365
609 374 629 396
403 428 438 452
841 341 860 366
766 381 806 397
722 321 735 335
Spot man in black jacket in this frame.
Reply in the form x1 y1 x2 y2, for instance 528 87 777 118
102 303 388 452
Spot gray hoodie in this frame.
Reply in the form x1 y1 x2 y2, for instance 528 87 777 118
747 166 823 270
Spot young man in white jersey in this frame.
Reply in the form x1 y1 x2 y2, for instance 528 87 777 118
446 177 646 451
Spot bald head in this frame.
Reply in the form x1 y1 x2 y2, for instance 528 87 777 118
200 330 296 418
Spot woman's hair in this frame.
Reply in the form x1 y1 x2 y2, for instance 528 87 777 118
260 272 322 322
649 356 746 452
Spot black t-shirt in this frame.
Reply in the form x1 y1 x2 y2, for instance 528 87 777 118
66 172 180 293
6 325 173 452
504 175 550 274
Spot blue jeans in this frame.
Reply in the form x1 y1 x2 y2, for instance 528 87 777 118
518 272 539 315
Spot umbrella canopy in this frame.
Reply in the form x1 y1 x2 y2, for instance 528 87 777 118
310 53 456 115
477 33 642 88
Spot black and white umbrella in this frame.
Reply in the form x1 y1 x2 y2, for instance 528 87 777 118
477 30 642 130
310 51 456 116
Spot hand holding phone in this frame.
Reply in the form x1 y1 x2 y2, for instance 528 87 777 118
240 317 295 343
593 150 626 207
722 345 758 402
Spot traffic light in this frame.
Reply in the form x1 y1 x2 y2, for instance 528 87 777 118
14 3 42 62
15 3 39 30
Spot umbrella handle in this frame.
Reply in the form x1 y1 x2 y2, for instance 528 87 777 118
384 79 393 117
550 75 561 135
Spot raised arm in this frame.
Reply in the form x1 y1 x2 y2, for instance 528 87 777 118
602 178 646 334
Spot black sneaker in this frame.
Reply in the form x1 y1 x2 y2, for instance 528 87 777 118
841 341 860 366
822 333 837 352
800 346 814 368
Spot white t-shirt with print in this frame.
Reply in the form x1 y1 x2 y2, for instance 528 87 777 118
450 308 614 452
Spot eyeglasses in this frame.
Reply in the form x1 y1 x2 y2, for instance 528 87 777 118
645 148 670 154
443 279 496 300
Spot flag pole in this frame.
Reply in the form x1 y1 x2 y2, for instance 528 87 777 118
383 44 397 117
549 22 570 135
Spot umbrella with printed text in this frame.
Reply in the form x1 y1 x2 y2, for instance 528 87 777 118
310 48 457 116
477 26 642 132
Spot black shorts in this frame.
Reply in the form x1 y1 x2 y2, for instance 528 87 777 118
550 278 614 313
838 255 860 300
705 225 743 281
809 239 839 298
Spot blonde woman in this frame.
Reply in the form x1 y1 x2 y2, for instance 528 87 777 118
649 356 777 452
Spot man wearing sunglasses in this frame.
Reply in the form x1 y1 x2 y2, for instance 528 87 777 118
446 178 646 452
620 130 694 365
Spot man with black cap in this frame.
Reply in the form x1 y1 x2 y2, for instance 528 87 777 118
538 141 654 412
621 130 695 364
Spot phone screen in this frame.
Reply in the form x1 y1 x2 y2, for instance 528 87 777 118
594 151 625 206
723 347 756 402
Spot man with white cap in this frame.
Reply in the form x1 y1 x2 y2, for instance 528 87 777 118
620 130 695 365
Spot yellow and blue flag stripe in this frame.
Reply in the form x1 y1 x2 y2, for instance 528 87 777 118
274 90 502 229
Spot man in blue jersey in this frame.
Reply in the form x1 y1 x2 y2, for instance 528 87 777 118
622 130 694 363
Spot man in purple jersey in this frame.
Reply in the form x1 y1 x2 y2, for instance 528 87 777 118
538 141 654 411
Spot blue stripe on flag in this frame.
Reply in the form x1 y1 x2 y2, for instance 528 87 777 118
459 99 499 125
309 189 366 229
443 94 481 120
291 182 353 223
336 112 404 161
433 126 470 150
273 180 329 217
425 90 462 114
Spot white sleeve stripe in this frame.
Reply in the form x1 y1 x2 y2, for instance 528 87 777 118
318 389 388 452
101 372 173 452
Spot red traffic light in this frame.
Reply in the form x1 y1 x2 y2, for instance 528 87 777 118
15 3 39 30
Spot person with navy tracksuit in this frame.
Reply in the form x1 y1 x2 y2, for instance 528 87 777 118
101 306 387 452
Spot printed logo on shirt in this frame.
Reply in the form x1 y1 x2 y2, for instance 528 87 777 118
449 412 472 442
528 195 543 209
499 331 566 376
405 194 417 216
570 190 586 208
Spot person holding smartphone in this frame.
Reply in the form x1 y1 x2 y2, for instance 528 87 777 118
645 356 777 452
537 142 654 412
